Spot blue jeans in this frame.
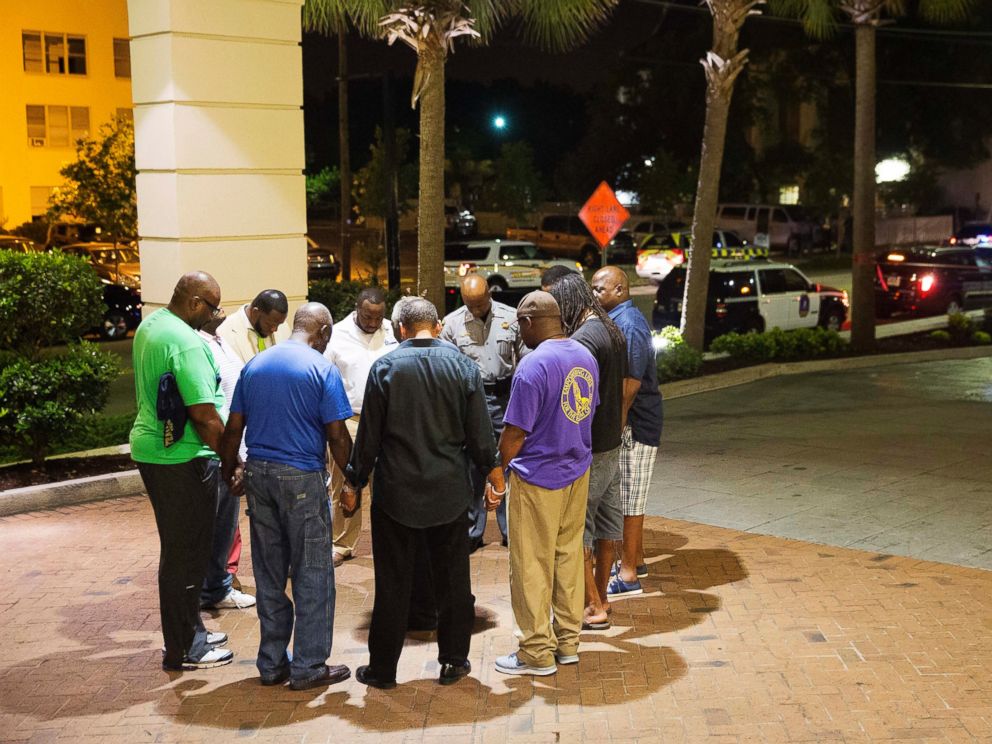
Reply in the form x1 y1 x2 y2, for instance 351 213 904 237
245 459 335 685
200 469 237 606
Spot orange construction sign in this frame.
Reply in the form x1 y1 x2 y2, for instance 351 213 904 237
578 182 630 249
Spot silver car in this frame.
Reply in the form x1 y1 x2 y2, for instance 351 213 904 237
444 240 581 293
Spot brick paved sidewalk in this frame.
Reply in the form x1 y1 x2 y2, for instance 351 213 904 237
1 496 990 743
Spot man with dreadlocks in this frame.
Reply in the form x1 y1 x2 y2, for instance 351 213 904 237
547 272 630 630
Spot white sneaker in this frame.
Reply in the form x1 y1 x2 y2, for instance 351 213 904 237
494 653 556 676
161 631 227 655
162 647 233 671
206 588 256 610
554 652 579 665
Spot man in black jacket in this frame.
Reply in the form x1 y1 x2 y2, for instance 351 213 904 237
345 298 505 688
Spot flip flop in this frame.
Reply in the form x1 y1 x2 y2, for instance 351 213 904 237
581 619 611 631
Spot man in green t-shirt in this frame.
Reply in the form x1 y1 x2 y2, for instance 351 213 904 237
130 271 234 672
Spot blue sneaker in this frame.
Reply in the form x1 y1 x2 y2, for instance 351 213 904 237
610 562 648 580
606 575 643 598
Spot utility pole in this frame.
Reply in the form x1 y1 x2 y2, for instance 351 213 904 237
383 72 401 290
337 32 352 281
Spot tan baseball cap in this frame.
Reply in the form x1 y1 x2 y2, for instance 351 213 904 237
516 290 561 319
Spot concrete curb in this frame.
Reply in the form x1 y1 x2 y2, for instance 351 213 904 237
0 468 144 518
662 344 992 400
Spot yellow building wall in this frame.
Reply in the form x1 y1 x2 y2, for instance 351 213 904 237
0 0 132 228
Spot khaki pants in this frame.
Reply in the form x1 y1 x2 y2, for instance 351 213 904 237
328 416 367 558
508 468 589 668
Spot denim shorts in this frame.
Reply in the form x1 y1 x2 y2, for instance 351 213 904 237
584 447 623 548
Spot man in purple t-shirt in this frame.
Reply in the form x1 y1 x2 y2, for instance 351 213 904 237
491 291 599 676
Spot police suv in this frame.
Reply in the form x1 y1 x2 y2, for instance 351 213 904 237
652 257 849 344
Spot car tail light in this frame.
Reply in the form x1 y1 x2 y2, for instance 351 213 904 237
715 302 728 318
949 237 958 245
458 262 476 277
637 252 649 268
919 274 936 294
670 248 685 265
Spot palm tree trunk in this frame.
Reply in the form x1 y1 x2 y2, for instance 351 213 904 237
682 93 733 350
417 46 446 313
850 21 877 352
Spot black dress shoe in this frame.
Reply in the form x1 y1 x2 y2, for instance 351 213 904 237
438 660 471 686
356 664 397 690
289 663 350 691
260 667 291 686
468 538 484 554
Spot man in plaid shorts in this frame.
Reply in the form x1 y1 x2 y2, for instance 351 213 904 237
591 267 663 597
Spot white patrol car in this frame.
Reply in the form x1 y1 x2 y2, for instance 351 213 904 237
444 240 582 293
653 258 849 343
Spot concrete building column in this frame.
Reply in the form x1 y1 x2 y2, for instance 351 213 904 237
127 0 306 313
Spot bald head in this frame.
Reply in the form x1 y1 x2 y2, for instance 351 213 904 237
168 271 221 330
291 302 333 353
591 265 629 312
460 273 492 320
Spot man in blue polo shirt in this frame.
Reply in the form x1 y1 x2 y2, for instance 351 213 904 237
220 302 355 691
591 267 663 598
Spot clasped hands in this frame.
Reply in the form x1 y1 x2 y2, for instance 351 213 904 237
340 482 362 517
483 465 507 511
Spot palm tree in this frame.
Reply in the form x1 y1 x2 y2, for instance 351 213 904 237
771 0 975 352
681 0 764 351
304 1 618 311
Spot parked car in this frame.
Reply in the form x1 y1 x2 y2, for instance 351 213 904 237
445 205 478 238
715 203 827 254
605 229 637 264
0 235 39 253
653 259 848 344
99 283 142 340
947 222 992 247
47 221 105 249
506 214 603 268
444 239 580 293
628 218 687 245
636 229 751 283
306 236 340 282
875 245 992 317
60 243 141 290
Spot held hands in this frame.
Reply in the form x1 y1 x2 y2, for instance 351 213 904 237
484 466 507 511
341 482 362 517
223 459 245 497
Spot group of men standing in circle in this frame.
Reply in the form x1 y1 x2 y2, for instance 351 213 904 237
130 261 661 691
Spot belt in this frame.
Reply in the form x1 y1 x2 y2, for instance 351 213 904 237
483 377 512 396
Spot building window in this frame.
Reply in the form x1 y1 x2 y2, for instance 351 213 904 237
22 32 43 72
116 108 134 124
779 185 800 205
24 105 90 147
113 38 131 78
23 31 86 75
30 187 55 217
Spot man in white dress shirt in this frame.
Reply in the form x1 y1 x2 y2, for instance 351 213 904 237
216 289 288 364
325 286 398 566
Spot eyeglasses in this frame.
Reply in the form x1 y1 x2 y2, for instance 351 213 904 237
195 296 223 318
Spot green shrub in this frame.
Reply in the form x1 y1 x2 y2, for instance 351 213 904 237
0 250 104 356
711 326 848 363
653 326 703 382
0 411 135 465
929 330 951 343
0 343 121 466
307 279 403 324
972 331 991 345
947 312 973 345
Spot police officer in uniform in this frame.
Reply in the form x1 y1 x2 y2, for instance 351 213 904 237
441 273 524 551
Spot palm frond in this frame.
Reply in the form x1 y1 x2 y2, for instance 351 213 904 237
465 0 512 38
513 0 619 53
302 0 395 36
767 0 838 39
918 0 976 24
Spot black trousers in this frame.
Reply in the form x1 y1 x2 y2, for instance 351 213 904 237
369 501 474 681
138 458 217 667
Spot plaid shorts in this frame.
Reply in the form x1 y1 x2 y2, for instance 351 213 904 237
620 426 658 516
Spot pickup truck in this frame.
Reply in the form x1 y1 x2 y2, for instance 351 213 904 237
506 214 603 269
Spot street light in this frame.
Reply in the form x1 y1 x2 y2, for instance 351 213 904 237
492 114 507 131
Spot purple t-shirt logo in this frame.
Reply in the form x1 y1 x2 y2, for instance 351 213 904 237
561 366 595 424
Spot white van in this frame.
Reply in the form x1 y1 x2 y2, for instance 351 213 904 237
715 204 824 255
